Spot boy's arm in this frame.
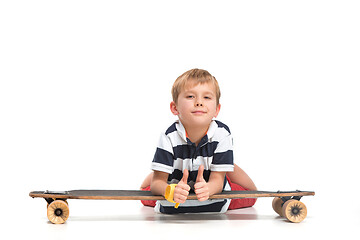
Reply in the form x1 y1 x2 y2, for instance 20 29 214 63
207 171 226 196
150 170 169 196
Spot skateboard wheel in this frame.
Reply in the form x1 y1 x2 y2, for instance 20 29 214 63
47 200 68 208
272 197 283 217
47 200 69 224
281 200 307 223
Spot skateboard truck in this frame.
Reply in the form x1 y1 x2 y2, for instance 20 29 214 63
43 190 69 204
278 190 302 205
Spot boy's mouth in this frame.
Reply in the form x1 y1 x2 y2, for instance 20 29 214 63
192 111 207 115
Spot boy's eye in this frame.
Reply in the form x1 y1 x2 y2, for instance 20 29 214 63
186 95 195 99
204 96 211 100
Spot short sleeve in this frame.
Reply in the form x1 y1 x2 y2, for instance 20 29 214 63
210 134 234 172
151 132 174 174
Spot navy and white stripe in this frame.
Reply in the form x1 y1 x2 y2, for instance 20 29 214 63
151 120 234 213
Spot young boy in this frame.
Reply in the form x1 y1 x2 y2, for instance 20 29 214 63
141 69 257 213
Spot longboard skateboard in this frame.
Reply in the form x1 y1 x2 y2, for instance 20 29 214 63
29 190 315 224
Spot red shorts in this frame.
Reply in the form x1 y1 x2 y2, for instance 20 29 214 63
140 176 256 210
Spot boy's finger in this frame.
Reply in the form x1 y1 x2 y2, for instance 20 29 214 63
196 165 205 182
183 184 191 192
194 184 204 193
194 181 205 190
181 169 189 183
176 187 189 196
197 195 209 202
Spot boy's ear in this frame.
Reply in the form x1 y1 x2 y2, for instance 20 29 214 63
170 101 179 115
214 103 221 118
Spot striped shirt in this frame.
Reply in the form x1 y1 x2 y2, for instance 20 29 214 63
151 120 234 213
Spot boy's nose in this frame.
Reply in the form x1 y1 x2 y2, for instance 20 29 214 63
196 103 203 107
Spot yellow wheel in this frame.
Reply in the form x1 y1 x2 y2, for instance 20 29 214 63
272 197 283 217
281 199 307 223
47 200 70 224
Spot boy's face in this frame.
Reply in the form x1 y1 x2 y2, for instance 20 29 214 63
170 82 221 129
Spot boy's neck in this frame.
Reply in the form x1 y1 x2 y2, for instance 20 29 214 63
184 124 209 146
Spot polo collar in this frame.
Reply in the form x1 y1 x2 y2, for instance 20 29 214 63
175 120 218 143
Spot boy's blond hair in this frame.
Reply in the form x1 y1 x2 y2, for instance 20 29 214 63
172 68 221 105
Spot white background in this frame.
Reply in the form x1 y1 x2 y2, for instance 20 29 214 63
1 0 359 239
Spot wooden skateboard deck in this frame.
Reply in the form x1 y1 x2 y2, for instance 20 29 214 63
30 189 314 200
29 190 315 224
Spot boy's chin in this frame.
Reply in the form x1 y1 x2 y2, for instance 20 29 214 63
188 118 212 126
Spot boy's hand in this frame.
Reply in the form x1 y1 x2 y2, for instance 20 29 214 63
194 165 210 201
173 169 190 204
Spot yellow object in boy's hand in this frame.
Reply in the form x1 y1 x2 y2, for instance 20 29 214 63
165 169 190 208
165 184 180 208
